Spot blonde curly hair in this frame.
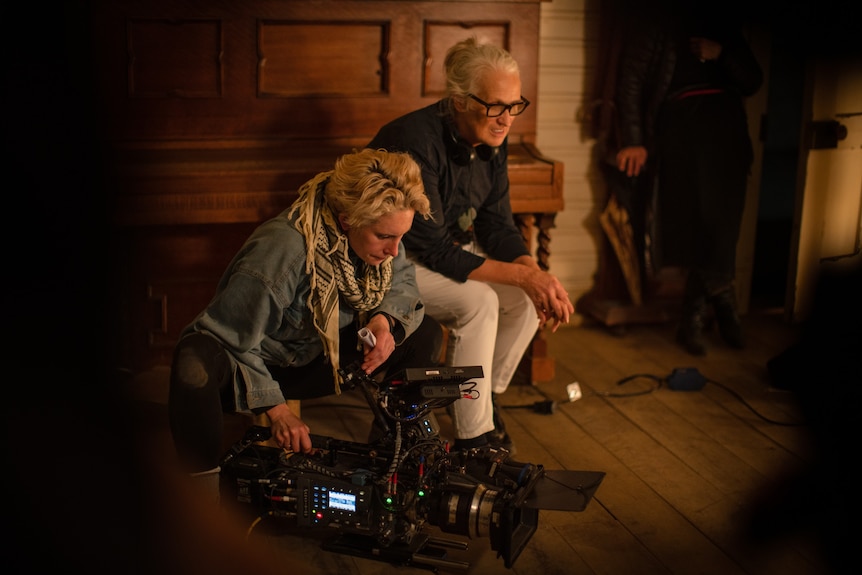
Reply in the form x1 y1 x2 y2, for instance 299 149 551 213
326 148 431 229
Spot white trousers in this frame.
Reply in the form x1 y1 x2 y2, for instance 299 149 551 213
414 258 538 439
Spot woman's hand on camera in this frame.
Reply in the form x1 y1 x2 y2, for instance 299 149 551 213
360 313 395 374
266 402 312 453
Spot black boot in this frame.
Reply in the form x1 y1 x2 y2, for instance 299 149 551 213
676 275 708 356
487 393 516 455
491 392 507 435
711 287 745 349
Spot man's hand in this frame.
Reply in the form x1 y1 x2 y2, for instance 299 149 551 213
616 146 648 177
469 257 575 331
690 37 722 62
266 402 312 453
518 264 574 332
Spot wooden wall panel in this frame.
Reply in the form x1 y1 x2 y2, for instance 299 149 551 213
127 18 223 98
258 21 388 96
92 0 541 146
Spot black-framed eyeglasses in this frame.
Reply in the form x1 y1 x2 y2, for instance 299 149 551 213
467 94 531 117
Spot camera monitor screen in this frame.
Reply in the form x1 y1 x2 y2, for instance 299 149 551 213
328 490 357 512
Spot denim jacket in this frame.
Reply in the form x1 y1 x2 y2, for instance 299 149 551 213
181 206 425 412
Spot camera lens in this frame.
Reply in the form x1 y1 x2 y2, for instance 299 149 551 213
427 483 500 539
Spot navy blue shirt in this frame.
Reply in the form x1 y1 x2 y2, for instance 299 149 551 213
368 101 530 282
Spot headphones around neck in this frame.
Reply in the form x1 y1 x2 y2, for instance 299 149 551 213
445 119 499 166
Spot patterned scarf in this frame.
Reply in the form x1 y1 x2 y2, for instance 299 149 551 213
289 172 393 393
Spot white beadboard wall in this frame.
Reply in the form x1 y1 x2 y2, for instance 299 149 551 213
536 0 603 322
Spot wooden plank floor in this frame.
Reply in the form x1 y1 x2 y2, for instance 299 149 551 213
111 307 847 575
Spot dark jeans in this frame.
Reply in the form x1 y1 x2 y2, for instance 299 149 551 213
168 315 442 472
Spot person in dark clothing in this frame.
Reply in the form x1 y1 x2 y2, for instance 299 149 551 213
615 1 763 355
367 38 573 452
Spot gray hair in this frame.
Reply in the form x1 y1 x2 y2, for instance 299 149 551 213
443 37 520 113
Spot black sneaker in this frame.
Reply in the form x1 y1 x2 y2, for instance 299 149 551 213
451 434 489 452
485 430 516 456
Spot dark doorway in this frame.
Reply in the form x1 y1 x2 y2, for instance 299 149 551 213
750 20 806 311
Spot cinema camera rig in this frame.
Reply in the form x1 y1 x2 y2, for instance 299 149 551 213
220 363 605 571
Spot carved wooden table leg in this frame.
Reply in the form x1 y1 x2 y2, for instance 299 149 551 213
513 212 557 384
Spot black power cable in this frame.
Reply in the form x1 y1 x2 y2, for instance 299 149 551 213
597 368 807 427
502 400 558 414
499 367 806 426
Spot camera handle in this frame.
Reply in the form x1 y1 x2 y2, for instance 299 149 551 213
338 362 392 435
